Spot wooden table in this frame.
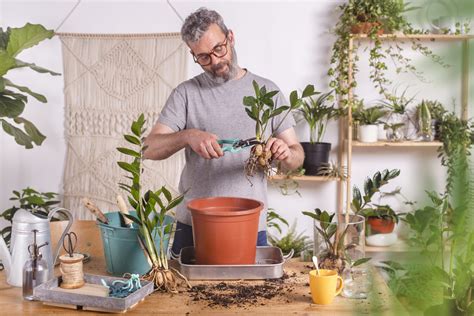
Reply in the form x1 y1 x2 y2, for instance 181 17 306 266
0 221 406 315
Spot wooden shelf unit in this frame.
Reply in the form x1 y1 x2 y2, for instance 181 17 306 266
352 140 442 147
343 33 471 215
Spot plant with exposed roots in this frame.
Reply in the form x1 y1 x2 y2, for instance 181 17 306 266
242 80 316 178
117 114 190 293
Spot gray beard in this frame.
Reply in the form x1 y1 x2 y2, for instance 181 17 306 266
205 46 239 84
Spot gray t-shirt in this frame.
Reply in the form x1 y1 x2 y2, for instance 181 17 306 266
157 70 295 231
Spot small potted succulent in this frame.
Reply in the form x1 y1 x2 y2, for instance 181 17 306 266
351 169 402 247
294 87 343 175
353 105 388 142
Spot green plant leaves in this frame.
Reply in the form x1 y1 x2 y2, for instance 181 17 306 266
0 51 15 76
4 79 47 102
124 134 141 145
117 147 140 158
6 23 54 57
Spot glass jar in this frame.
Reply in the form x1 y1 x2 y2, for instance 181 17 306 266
313 214 369 298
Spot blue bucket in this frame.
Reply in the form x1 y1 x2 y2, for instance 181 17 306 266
97 211 174 276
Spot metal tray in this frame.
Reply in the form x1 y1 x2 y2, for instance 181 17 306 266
175 246 293 280
33 274 154 313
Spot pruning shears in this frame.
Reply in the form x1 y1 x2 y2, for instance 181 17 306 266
217 137 261 153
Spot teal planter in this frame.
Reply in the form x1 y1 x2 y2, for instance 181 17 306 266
97 211 173 276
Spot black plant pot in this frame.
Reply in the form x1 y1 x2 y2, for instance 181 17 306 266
301 142 331 176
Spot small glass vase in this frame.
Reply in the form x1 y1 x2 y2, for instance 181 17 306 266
386 127 404 142
313 214 369 299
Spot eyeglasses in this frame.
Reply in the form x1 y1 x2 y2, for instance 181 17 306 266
192 38 228 66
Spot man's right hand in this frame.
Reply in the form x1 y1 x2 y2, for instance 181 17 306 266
186 129 224 159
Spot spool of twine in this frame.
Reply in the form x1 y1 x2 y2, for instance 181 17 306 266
59 253 85 289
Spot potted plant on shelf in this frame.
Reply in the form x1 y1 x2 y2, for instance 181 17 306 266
294 88 343 175
351 169 402 247
0 23 60 149
116 114 189 292
353 105 387 143
415 100 446 141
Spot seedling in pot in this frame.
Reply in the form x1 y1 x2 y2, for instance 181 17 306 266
242 81 315 177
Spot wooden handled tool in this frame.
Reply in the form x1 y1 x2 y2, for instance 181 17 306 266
82 198 108 224
116 195 134 228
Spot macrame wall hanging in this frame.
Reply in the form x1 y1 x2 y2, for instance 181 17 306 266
58 32 187 219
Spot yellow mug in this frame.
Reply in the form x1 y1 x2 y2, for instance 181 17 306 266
309 269 344 305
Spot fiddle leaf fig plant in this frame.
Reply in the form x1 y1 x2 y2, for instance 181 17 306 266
0 23 60 149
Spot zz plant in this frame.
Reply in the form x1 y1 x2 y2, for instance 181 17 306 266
117 114 189 292
0 23 60 148
242 80 314 176
351 169 401 223
302 208 370 273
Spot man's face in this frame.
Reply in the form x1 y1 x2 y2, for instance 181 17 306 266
188 23 238 82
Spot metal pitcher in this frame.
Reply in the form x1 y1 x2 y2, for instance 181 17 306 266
0 207 73 287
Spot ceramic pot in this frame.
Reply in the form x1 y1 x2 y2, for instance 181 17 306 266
367 217 395 234
350 22 384 35
301 142 331 175
358 125 378 143
188 197 263 265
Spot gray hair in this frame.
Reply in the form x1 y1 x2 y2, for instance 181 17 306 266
181 8 229 44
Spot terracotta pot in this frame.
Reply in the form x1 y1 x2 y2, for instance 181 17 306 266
188 197 263 265
351 22 384 35
367 217 395 234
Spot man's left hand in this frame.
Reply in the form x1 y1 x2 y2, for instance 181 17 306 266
265 137 291 161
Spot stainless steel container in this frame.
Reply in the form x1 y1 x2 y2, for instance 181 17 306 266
176 246 293 280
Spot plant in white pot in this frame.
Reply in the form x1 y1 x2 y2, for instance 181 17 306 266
0 23 60 148
353 105 387 143
295 87 343 175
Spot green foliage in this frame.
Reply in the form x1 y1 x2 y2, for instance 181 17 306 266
417 100 432 135
353 105 388 125
437 112 473 196
302 208 371 267
0 187 60 248
268 221 311 257
0 23 60 148
295 88 343 143
351 169 401 222
328 0 444 107
243 80 313 142
415 100 446 122
266 208 289 234
117 114 184 269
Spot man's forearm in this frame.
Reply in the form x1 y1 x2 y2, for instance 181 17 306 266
280 143 304 171
143 130 190 160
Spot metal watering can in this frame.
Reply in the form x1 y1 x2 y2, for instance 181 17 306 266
0 207 73 287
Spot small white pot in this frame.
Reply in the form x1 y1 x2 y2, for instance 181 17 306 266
358 125 378 143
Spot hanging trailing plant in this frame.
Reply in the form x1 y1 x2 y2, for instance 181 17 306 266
328 0 447 106
117 114 190 293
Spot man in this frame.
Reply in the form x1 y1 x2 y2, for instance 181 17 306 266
144 8 304 255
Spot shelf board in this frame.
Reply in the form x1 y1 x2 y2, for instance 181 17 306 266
269 175 340 182
352 140 442 147
366 239 414 253
352 33 474 41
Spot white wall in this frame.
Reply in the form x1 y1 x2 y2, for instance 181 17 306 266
1 0 467 239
